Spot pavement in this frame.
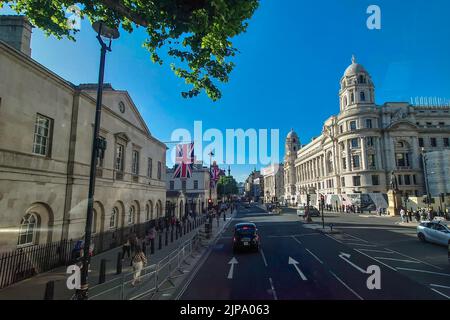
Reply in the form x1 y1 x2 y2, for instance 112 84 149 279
0 215 210 300
178 204 450 300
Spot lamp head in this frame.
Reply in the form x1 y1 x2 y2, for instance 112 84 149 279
92 21 120 39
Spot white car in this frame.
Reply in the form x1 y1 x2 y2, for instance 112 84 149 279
417 221 450 246
297 205 305 217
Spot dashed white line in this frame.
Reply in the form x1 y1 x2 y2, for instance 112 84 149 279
388 249 443 270
345 243 377 247
305 248 323 264
396 267 450 277
430 283 450 289
260 248 268 267
269 277 278 300
354 249 398 272
374 257 421 264
291 236 302 245
329 271 363 300
430 288 450 299
358 248 394 254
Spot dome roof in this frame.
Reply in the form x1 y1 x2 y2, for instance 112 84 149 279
344 55 367 76
287 128 298 139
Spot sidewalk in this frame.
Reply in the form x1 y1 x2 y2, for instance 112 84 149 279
0 215 209 300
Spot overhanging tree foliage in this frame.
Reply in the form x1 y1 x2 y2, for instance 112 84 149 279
2 0 259 101
217 175 238 198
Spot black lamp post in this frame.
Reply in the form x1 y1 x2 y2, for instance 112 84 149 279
76 21 119 300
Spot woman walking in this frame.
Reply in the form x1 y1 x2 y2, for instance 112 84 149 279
131 246 147 287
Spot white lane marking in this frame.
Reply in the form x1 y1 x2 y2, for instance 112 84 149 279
267 233 319 238
358 248 394 254
305 248 323 264
339 252 367 274
269 277 278 300
260 249 268 267
354 249 398 272
396 268 450 277
430 288 450 299
291 236 302 245
430 283 450 289
329 271 364 300
227 257 238 280
342 233 369 243
288 257 308 281
374 257 421 264
325 233 343 244
345 243 377 247
388 249 443 271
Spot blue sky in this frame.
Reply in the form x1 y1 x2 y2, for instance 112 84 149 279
3 0 450 182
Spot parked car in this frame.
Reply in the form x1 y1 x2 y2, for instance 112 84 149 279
233 223 260 253
417 221 450 246
297 206 320 217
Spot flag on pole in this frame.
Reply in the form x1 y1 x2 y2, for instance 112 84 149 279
173 142 195 179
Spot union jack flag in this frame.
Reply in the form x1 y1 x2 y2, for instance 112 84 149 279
210 165 225 187
173 142 195 179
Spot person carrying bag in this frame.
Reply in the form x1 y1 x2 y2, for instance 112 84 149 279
131 246 147 287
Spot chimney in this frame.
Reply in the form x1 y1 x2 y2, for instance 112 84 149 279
0 15 33 57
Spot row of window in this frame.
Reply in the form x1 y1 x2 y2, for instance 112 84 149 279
342 154 376 170
340 174 418 188
416 121 448 127
31 113 163 181
114 144 162 180
339 119 374 134
418 137 450 148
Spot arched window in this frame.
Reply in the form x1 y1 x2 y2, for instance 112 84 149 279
128 206 135 225
359 75 366 84
343 96 348 106
18 213 38 246
110 207 118 229
360 91 366 101
351 92 355 103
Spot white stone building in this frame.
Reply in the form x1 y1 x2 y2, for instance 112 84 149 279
261 163 284 203
0 16 167 252
284 56 450 211
166 163 217 218
424 150 450 197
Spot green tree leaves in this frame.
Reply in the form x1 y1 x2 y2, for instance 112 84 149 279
4 0 259 101
217 175 238 197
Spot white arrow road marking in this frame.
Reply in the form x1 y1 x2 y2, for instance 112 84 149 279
339 252 367 274
288 257 307 281
227 257 238 279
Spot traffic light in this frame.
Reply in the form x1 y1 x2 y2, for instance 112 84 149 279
320 194 325 206
441 193 445 203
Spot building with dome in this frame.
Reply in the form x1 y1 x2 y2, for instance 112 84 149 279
284 56 450 212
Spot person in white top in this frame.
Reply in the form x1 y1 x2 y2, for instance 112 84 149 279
400 208 406 223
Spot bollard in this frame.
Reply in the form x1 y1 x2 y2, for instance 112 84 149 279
224 213 226 221
175 227 179 240
116 252 122 274
158 233 162 250
171 228 174 242
184 223 186 235
98 259 106 284
165 231 168 246
150 238 155 254
44 280 54 300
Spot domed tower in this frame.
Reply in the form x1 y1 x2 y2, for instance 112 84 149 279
339 55 375 112
284 129 300 204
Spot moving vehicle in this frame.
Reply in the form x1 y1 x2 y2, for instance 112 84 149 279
297 205 320 217
233 223 260 252
417 221 450 246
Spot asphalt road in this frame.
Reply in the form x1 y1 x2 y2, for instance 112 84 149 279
179 204 450 300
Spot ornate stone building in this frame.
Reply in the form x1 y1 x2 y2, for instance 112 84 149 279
284 56 450 210
0 16 167 252
261 163 284 203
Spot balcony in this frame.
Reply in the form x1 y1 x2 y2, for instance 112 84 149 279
396 166 412 171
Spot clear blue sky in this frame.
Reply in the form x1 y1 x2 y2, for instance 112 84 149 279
3 1 450 182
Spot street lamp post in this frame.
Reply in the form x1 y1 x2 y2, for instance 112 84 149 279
76 22 119 300
421 148 432 210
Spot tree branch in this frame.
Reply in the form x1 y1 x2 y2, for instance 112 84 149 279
99 0 149 26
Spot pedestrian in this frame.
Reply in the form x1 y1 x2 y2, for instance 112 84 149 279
131 246 147 287
408 210 413 223
400 208 405 223
122 238 131 259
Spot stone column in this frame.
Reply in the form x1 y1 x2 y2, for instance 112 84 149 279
376 136 383 170
361 137 367 170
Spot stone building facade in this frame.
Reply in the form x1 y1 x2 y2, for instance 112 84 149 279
166 163 217 218
284 56 450 210
0 16 167 252
261 163 284 203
